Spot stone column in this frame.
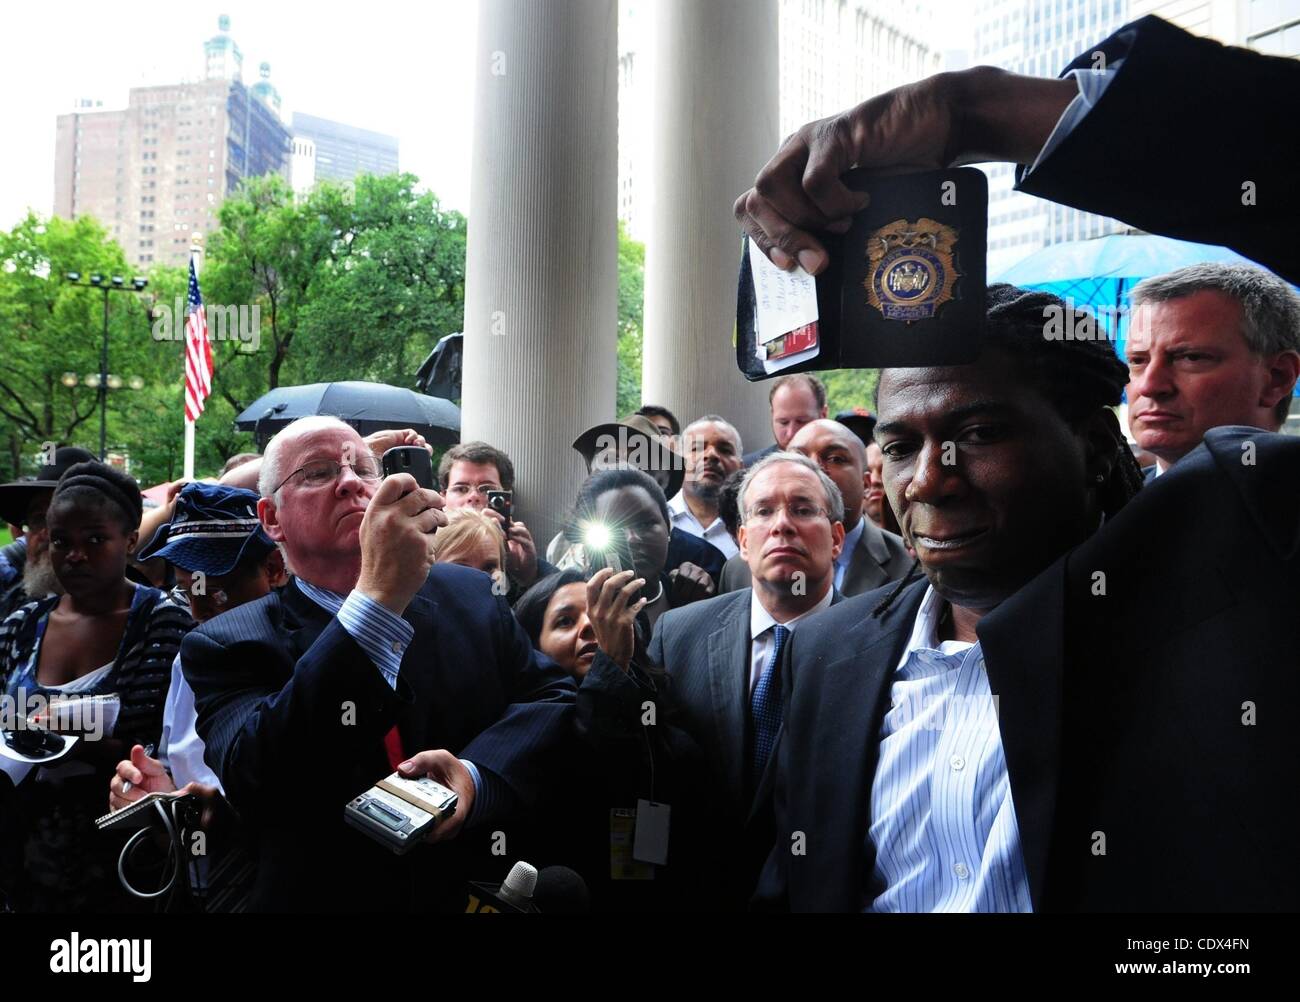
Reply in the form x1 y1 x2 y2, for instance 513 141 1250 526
641 0 780 457
461 0 619 542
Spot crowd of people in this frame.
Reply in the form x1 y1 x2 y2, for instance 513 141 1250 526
0 13 1296 913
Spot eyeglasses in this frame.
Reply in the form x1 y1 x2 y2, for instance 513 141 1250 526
744 502 831 526
445 482 503 498
274 457 382 493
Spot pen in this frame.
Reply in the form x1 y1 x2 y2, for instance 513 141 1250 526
120 743 156 795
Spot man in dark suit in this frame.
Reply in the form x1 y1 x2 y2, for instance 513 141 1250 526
588 451 846 906
719 421 910 594
734 12 1298 914
758 287 1297 911
1125 264 1298 482
182 417 576 911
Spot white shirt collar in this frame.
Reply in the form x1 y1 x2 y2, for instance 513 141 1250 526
749 583 833 640
895 584 975 669
668 490 728 536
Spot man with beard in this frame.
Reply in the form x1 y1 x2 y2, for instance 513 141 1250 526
0 447 95 619
669 416 744 559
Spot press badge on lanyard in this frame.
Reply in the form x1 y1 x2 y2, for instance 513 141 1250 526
609 801 671 879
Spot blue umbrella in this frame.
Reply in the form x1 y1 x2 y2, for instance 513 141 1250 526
995 233 1273 358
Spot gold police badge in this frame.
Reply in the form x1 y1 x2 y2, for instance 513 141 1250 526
864 218 961 323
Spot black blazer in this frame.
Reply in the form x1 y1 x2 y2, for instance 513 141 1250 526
759 428 1300 912
649 585 843 906
1017 15 1298 283
181 566 577 912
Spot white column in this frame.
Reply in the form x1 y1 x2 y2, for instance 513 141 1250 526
461 0 619 540
641 0 781 456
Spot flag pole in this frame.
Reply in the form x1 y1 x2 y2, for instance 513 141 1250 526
183 236 203 479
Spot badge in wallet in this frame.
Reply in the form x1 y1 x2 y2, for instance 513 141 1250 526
736 167 987 379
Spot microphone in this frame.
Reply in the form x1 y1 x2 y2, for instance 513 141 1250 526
466 860 538 913
465 862 589 914
533 865 590 914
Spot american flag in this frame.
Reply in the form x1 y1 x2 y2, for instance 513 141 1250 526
184 257 213 422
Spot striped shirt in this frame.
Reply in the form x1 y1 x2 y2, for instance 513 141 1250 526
294 579 484 812
865 585 1033 913
295 579 412 690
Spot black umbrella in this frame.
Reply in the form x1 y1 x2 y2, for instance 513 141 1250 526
414 332 462 400
234 381 461 450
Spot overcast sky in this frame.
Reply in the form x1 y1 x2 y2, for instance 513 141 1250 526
0 1 480 230
0 1 973 232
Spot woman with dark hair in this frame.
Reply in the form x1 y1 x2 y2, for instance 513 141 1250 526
514 565 716 910
513 568 599 678
0 461 193 912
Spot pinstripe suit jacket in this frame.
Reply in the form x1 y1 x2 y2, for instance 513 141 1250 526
181 566 576 911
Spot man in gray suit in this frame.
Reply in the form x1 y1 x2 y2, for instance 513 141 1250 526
591 452 846 906
719 419 911 595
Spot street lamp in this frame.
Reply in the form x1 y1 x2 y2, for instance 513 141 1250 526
65 271 149 459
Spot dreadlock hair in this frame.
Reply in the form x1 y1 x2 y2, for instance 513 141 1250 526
51 460 143 534
870 283 1145 618
979 283 1145 516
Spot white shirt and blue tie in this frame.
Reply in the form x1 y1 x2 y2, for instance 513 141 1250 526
748 588 833 784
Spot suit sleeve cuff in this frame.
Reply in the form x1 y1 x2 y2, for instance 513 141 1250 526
459 758 496 827
1020 64 1122 180
336 590 414 690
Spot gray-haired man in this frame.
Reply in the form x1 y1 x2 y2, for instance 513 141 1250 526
1126 263 1300 481
587 451 846 908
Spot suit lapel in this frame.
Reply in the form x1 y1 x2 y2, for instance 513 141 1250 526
750 585 842 817
977 560 1066 912
843 522 887 595
282 580 332 659
801 582 926 908
394 590 438 753
707 591 752 813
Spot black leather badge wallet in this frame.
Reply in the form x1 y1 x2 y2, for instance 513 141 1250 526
736 167 988 380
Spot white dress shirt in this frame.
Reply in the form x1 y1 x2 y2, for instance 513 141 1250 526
159 654 223 792
747 586 833 695
668 491 739 559
865 585 1033 913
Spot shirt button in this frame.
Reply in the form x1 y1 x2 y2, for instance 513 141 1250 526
950 756 965 771
390 641 402 654
953 862 970 880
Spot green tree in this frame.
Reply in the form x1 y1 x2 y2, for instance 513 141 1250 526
0 213 172 480
198 173 467 463
821 368 881 418
616 221 645 417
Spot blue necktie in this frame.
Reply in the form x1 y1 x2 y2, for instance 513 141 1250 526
749 624 790 785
